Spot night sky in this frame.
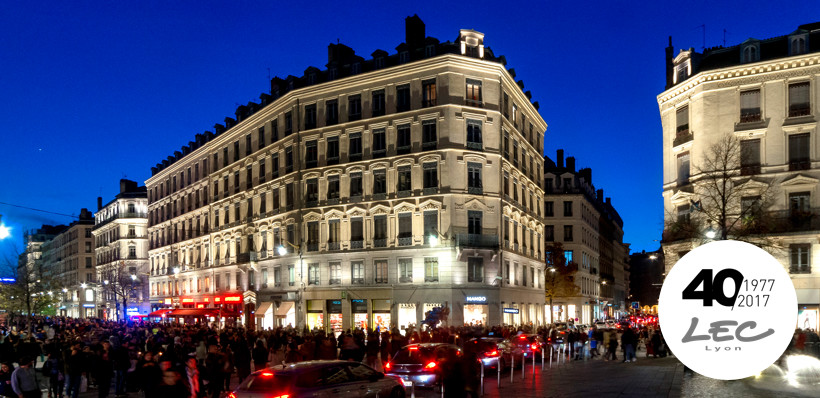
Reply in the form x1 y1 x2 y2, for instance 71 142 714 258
1 0 815 263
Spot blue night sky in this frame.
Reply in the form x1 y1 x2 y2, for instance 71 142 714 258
0 0 816 260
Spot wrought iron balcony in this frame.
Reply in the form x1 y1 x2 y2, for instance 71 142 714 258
423 187 438 195
350 240 363 249
400 276 413 283
374 239 387 248
397 145 411 155
468 187 483 195
307 243 319 252
327 242 340 251
740 112 762 123
398 237 413 246
455 234 499 249
789 106 811 118
372 149 387 159
673 130 694 147
422 141 437 150
790 266 811 274
466 142 483 151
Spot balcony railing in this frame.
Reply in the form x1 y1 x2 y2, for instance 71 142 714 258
373 239 387 248
423 187 438 195
327 242 340 251
789 106 811 118
422 141 437 150
398 237 413 246
790 266 811 274
468 187 483 195
329 278 341 285
455 233 499 249
399 276 413 283
425 276 439 282
397 145 411 155
740 112 762 123
350 240 364 249
375 277 388 284
352 278 364 285
466 142 483 151
372 149 386 159
349 153 362 162
790 160 811 171
307 243 319 252
93 212 148 230
673 130 694 147
740 164 761 176
397 190 412 198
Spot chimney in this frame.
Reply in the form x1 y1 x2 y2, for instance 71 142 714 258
405 14 425 50
79 208 92 220
665 36 675 89
566 156 576 172
557 149 564 168
606 197 612 206
97 197 103 211
597 189 604 201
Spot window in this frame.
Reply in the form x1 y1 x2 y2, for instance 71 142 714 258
372 129 386 158
306 178 319 204
348 95 362 121
375 259 388 283
465 79 482 105
740 139 761 175
288 265 295 286
305 140 318 168
425 44 435 57
468 210 482 235
425 257 438 282
271 153 279 178
304 104 317 130
468 257 483 282
397 165 412 194
564 225 573 242
676 63 688 84
307 221 319 251
285 147 293 173
308 263 320 285
466 120 482 149
564 250 573 264
422 79 436 107
467 162 483 194
373 169 386 195
259 159 266 184
397 124 411 154
503 172 509 196
522 265 528 286
397 84 410 112
257 126 266 150
676 106 689 137
791 37 807 55
545 225 554 241
742 44 759 63
284 112 293 135
86 257 93 268
375 56 385 69
398 213 412 244
790 244 811 274
788 133 810 170
350 217 364 247
349 172 363 197
372 90 385 116
563 201 572 217
327 137 339 165
246 165 253 190
677 152 690 184
271 120 279 142
789 82 811 117
676 205 691 223
399 258 413 283
351 261 364 284
329 262 341 285
233 171 240 194
233 141 240 162
741 196 761 218
272 188 280 211
513 262 519 285
348 132 362 160
327 175 340 201
423 210 438 244
328 219 340 249
422 120 436 149
423 162 438 190
274 267 281 286
740 90 761 123
374 215 387 246
326 100 338 125
351 62 361 74
789 192 810 216
545 201 554 217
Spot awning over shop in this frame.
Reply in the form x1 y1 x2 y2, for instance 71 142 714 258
275 301 294 316
169 309 214 317
255 302 273 317
148 309 172 317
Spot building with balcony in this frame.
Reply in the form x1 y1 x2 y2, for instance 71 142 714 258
93 179 150 320
146 15 547 332
543 150 629 323
659 22 820 329
40 209 96 318
18 225 67 315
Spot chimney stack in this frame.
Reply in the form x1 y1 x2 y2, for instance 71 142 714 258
557 149 564 168
566 156 576 172
597 189 604 201
97 197 103 211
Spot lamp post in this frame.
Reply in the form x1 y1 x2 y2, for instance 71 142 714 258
0 215 10 240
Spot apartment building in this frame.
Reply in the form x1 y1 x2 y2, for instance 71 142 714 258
659 22 820 330
146 15 547 331
40 210 96 318
543 150 628 323
93 179 150 320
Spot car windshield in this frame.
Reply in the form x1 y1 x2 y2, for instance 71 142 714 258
240 373 293 392
393 346 435 364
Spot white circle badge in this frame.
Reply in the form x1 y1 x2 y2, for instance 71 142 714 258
659 240 797 380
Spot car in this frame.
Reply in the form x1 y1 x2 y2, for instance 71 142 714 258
385 343 462 388
594 321 608 330
464 337 516 372
228 360 405 398
510 334 546 359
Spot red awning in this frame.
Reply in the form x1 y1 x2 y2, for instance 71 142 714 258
168 308 214 317
147 309 172 317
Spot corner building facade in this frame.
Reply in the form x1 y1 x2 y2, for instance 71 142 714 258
146 16 547 332
659 23 820 329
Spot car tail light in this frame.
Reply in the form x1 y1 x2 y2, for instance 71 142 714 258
531 343 539 350
272 395 290 398
424 361 437 370
408 346 419 350
227 393 236 398
260 372 274 377
384 362 392 371
485 350 499 357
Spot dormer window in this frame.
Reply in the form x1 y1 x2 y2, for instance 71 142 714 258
399 51 409 64
675 63 689 84
790 36 808 55
425 45 435 57
742 42 760 63
307 73 316 84
375 57 385 69
350 62 361 75
328 68 337 80
287 80 294 90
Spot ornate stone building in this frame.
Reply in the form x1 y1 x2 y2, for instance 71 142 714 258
40 210 96 318
659 22 820 329
146 16 547 331
93 179 150 320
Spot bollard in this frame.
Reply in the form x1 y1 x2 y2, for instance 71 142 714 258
411 382 415 398
541 347 545 370
521 354 525 380
511 355 515 383
497 358 501 388
549 346 553 368
532 350 536 376
441 382 444 398
480 360 485 396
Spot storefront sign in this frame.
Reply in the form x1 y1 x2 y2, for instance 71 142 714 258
327 300 342 313
503 308 519 314
83 304 96 308
351 299 367 313
224 295 242 303
181 298 194 303
126 307 139 314
164 298 172 305
466 296 487 304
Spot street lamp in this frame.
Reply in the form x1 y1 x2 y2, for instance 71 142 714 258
173 267 180 275
130 274 137 281
705 229 716 239
0 215 10 240
428 235 439 247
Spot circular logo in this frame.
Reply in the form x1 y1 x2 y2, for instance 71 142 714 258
659 240 797 380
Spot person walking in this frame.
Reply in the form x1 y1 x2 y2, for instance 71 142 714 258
251 341 267 372
42 352 64 398
0 363 17 398
93 350 114 398
10 357 40 398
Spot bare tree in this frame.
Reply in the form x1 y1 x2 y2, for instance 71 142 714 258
544 242 581 324
665 134 779 248
1 246 62 332
99 261 139 321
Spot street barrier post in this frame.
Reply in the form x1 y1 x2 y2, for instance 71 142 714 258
511 355 515 383
480 359 485 396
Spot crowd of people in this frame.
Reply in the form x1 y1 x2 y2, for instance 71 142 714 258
0 316 672 398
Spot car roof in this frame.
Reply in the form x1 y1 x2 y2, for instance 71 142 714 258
402 343 458 349
265 360 363 375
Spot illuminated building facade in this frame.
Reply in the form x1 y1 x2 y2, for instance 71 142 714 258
659 23 820 329
40 210 96 318
146 15 547 331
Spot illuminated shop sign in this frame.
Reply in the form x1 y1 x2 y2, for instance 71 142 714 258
466 296 487 303
503 308 519 314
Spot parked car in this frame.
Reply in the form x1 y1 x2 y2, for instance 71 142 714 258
228 360 405 398
509 334 546 359
464 337 517 372
385 343 462 388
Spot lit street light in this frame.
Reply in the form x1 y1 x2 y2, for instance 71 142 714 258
0 215 10 240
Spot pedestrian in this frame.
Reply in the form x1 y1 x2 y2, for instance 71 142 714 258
66 347 85 398
204 345 224 398
183 357 203 398
157 369 188 397
10 357 40 398
0 363 17 398
588 327 599 358
42 352 65 398
606 332 618 361
252 341 267 372
136 352 162 398
622 328 637 362
93 350 114 398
